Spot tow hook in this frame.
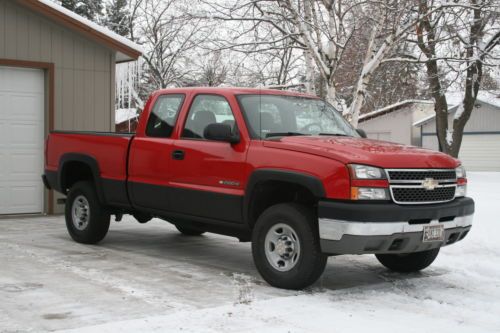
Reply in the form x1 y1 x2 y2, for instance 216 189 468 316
115 213 123 222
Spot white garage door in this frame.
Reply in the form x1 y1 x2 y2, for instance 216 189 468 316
0 67 45 214
458 134 500 172
422 133 500 172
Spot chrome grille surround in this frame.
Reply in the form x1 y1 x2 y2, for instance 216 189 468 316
385 169 457 205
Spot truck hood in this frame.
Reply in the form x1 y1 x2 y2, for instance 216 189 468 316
263 136 458 169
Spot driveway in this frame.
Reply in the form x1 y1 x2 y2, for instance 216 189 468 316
1 172 499 332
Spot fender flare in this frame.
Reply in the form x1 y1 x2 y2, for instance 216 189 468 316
243 169 326 225
58 153 106 203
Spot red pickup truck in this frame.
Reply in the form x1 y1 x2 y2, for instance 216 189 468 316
43 87 474 289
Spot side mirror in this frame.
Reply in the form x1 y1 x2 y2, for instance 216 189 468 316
356 128 367 138
204 123 240 144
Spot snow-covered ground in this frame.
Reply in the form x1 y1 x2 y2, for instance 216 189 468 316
0 172 499 333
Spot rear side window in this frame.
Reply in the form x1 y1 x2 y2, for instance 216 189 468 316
182 94 236 139
146 94 184 138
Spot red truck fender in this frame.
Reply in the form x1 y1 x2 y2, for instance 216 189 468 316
243 169 326 227
57 153 106 204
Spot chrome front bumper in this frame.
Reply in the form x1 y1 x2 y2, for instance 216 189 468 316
319 214 473 241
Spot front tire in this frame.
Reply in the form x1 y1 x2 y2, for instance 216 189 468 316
65 181 110 244
375 248 440 272
252 203 327 290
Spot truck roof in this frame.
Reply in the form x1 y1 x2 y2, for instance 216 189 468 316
153 87 320 98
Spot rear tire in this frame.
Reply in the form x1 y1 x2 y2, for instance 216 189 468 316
375 248 440 272
65 181 110 244
252 203 327 290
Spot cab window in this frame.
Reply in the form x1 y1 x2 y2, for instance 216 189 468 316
146 94 184 138
182 94 236 139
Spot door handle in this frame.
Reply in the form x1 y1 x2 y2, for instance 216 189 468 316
172 150 185 160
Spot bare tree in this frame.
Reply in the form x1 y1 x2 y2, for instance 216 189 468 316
196 0 304 88
137 0 213 90
411 0 500 157
196 50 229 87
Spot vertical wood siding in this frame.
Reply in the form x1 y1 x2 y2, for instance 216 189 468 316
0 0 114 131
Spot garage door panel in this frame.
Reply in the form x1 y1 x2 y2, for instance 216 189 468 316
9 182 43 213
9 94 44 120
458 134 500 172
422 134 499 172
1 67 44 93
0 184 7 211
0 66 44 214
8 153 43 180
8 122 43 146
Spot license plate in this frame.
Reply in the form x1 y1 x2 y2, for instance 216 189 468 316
423 225 445 242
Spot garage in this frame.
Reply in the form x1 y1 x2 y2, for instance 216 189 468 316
0 67 45 214
416 92 500 172
0 0 141 214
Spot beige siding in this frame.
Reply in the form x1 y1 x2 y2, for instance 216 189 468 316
0 0 114 132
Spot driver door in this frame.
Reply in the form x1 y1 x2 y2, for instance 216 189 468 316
168 93 249 223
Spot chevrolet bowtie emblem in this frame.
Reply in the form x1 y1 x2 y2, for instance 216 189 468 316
422 178 439 190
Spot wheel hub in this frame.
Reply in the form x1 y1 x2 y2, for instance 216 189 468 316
264 223 301 272
71 195 90 231
275 236 295 258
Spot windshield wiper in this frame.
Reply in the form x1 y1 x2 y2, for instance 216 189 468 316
318 133 350 137
265 132 307 138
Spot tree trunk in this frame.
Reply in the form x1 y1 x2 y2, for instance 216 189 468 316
303 0 315 94
349 28 378 128
425 59 450 154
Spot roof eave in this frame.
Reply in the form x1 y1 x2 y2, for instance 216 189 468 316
17 0 142 62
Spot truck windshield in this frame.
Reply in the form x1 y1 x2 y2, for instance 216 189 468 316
237 94 358 139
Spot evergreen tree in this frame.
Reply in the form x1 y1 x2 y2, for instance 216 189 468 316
61 0 78 12
106 0 130 37
61 0 103 23
75 0 103 22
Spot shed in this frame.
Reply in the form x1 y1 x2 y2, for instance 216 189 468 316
358 100 434 146
414 91 500 172
0 0 142 215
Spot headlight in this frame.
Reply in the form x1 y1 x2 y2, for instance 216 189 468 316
350 164 386 179
351 187 389 200
456 165 466 178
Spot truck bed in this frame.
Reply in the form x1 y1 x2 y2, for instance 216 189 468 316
45 131 134 207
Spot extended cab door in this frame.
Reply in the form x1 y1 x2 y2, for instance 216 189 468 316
169 93 249 223
128 93 186 211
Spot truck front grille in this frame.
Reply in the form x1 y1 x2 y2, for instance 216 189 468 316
386 169 457 205
391 186 456 204
387 170 456 181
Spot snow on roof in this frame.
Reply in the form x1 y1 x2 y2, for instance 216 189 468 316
445 91 500 109
35 0 143 60
359 99 433 122
412 105 460 127
413 91 500 127
115 108 138 124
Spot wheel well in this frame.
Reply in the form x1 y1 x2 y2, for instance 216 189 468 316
61 161 94 193
247 180 318 229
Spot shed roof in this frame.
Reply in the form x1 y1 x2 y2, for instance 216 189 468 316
17 0 143 62
359 100 433 123
413 91 500 127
